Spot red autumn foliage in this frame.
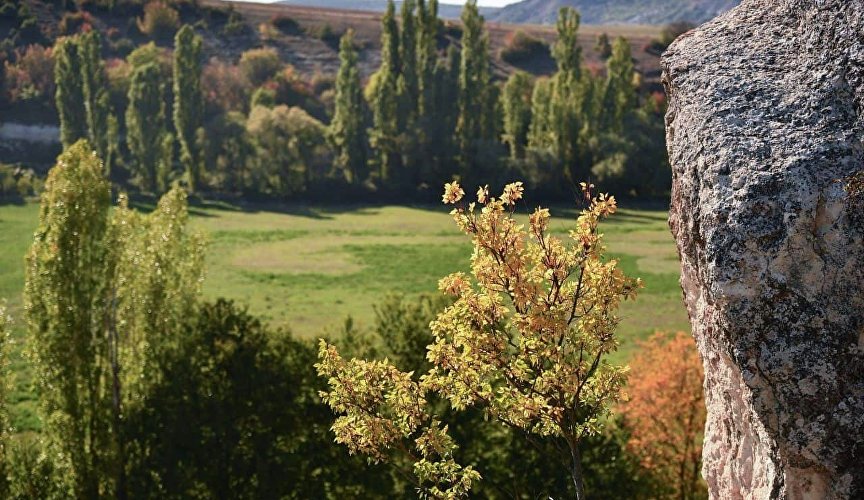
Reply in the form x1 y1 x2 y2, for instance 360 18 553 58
620 331 707 499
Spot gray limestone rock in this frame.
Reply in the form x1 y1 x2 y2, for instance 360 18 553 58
662 0 864 497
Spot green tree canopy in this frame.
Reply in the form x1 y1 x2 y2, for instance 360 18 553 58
329 30 368 185
126 63 168 192
24 141 204 498
173 24 204 192
54 37 86 148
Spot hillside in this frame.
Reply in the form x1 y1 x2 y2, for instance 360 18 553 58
203 1 663 82
276 0 741 25
491 0 740 25
277 0 503 19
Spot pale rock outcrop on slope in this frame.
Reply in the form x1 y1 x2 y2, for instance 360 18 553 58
662 0 864 498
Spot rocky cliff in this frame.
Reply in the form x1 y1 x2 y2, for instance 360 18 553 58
662 0 864 497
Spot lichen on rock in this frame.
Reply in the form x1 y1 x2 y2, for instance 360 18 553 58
662 0 864 497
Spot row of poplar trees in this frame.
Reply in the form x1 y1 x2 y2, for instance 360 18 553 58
54 25 204 194
329 0 474 188
329 0 649 195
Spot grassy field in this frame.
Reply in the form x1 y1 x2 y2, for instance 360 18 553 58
0 200 688 432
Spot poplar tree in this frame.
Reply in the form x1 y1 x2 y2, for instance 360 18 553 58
416 0 439 120
426 44 460 179
501 71 533 159
126 63 167 192
456 0 494 170
25 141 204 498
25 141 111 498
398 0 419 126
54 37 87 148
80 31 112 171
173 25 204 192
595 32 612 59
603 37 636 133
370 1 401 183
527 77 552 151
329 30 368 184
550 7 583 179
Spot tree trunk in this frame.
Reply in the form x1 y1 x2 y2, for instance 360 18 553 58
568 440 586 500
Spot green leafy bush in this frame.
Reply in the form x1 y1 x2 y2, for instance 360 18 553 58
0 164 41 199
238 47 282 86
499 30 549 65
136 1 180 40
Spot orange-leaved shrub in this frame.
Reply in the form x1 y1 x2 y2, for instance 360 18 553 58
620 331 707 499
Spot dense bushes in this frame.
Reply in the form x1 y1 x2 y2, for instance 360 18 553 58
137 1 181 40
499 30 549 65
238 47 282 86
3 44 54 103
0 164 40 199
125 299 394 498
271 14 300 35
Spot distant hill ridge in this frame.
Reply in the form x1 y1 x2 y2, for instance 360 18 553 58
279 0 740 25
276 1 502 20
491 0 741 25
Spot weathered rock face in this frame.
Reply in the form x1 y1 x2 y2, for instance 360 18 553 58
662 0 864 497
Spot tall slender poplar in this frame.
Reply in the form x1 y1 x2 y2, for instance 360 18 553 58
370 1 401 183
80 31 112 170
456 0 493 170
126 63 167 193
173 25 204 192
54 37 87 148
397 0 418 125
501 71 534 159
25 141 204 498
329 30 368 184
603 36 636 133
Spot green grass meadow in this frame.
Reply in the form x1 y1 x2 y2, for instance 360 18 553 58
0 200 689 432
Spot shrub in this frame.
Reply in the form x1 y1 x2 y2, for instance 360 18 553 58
595 32 612 59
109 37 135 57
126 41 171 76
136 1 180 40
246 104 329 195
619 332 707 499
4 44 54 102
309 71 334 96
646 21 695 54
221 8 247 36
125 299 391 498
57 11 92 36
309 23 340 49
499 30 549 65
202 58 250 113
238 47 282 86
250 85 276 109
271 14 299 35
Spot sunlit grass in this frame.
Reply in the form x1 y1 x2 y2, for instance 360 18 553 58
0 200 688 432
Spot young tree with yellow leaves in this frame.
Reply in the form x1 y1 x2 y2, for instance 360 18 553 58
318 181 641 499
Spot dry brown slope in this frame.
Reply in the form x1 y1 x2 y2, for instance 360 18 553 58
202 0 662 85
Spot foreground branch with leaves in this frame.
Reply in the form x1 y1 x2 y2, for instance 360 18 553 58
318 181 641 498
